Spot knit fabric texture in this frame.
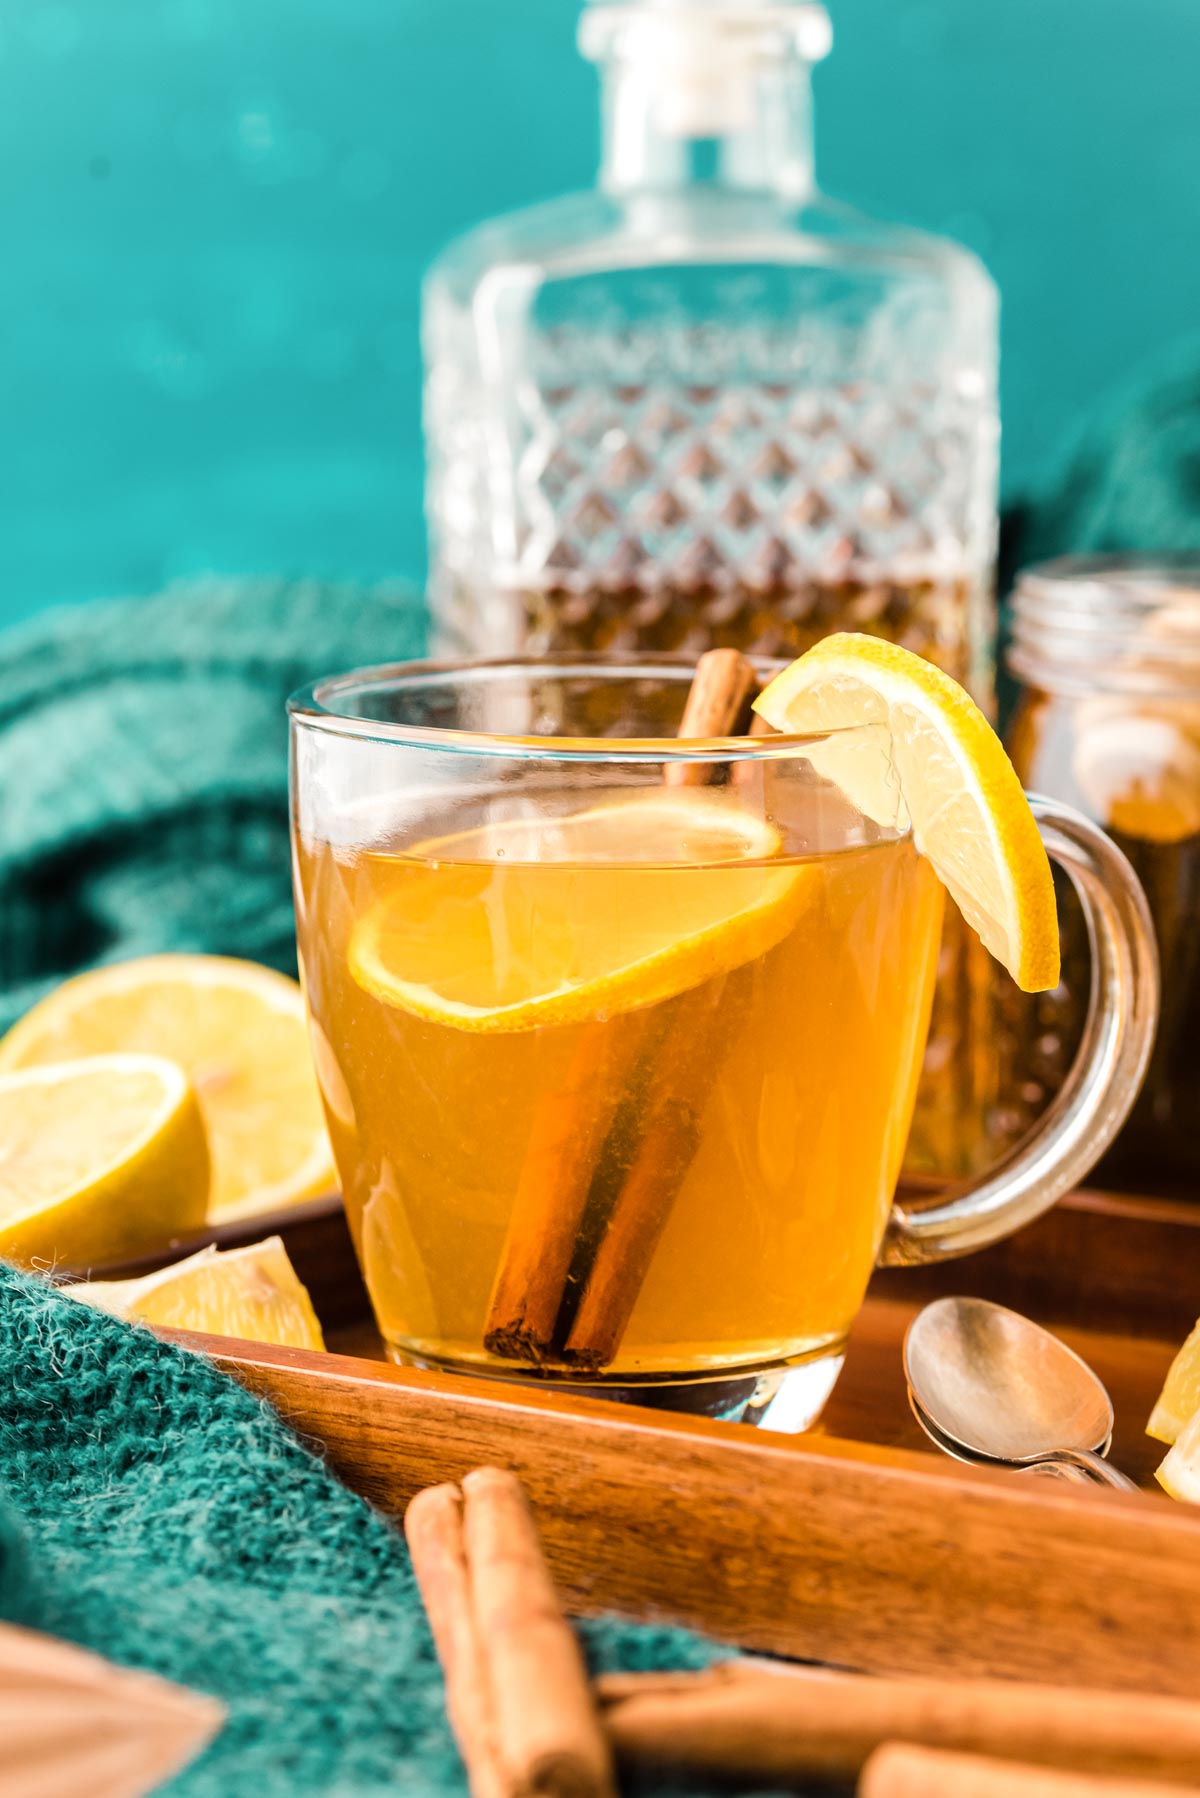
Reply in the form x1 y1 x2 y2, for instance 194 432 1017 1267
0 574 423 1033
0 1261 803 1798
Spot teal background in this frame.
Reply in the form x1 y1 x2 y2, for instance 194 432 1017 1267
4 0 1199 627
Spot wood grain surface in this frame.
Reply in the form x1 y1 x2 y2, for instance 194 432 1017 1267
164 1294 1200 1700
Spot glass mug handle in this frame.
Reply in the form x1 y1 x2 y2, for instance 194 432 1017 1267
880 795 1160 1267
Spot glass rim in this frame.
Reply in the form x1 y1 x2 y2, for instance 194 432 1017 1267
287 653 868 764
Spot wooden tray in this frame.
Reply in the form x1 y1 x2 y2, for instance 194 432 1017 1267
156 1182 1200 1699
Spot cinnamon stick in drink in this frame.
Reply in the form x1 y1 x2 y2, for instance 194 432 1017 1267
559 650 758 1367
561 976 733 1369
483 1019 650 1362
664 647 757 787
482 648 757 1366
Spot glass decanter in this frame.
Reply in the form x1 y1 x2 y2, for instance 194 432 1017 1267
422 0 1001 1175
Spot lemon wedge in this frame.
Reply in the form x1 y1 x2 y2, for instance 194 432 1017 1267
1157 1405 1200 1501
0 1055 209 1268
349 790 812 1033
1147 1318 1200 1446
754 633 1060 991
70 1236 325 1350
0 955 335 1223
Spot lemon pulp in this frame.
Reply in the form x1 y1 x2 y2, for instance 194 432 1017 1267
0 1054 209 1268
755 632 1060 992
71 1236 325 1351
349 790 814 1032
0 955 335 1222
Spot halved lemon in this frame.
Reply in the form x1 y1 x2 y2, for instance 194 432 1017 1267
0 1055 209 1268
0 956 335 1222
1157 1405 1200 1502
1148 1319 1200 1446
69 1235 325 1350
754 633 1060 991
349 791 813 1032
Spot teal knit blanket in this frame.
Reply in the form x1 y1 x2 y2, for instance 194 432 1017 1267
0 574 423 1033
0 1262 768 1798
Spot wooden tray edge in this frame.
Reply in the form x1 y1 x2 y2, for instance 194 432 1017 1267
159 1327 1200 1700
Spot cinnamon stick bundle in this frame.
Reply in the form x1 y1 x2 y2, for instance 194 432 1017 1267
483 648 758 1370
597 1661 1200 1786
859 1744 1191 1798
406 1468 615 1798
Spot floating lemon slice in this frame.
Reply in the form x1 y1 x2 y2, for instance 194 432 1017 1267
349 791 813 1033
1147 1318 1200 1446
0 1055 209 1268
754 633 1060 991
70 1235 325 1350
0 955 335 1223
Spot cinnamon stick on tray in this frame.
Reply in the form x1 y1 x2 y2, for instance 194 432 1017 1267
859 1744 1188 1798
597 1661 1200 1786
483 647 758 1369
404 1483 507 1798
406 1468 614 1798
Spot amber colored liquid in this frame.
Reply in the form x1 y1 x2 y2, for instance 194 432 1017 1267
442 572 1000 1178
514 576 977 674
295 797 944 1381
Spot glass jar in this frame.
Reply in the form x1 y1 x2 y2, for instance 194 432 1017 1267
422 0 1001 1175
1006 556 1200 1189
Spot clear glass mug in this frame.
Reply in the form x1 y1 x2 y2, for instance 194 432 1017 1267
289 659 1157 1430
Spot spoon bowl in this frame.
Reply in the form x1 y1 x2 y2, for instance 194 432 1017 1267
903 1295 1135 1490
909 1393 1103 1484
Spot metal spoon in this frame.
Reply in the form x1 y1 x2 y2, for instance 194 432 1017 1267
903 1295 1138 1491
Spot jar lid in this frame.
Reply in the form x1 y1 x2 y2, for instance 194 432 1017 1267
1009 555 1200 697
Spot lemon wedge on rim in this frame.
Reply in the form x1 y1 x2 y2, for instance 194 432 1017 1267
349 790 814 1033
0 955 335 1223
754 633 1060 992
0 1054 209 1268
69 1235 325 1351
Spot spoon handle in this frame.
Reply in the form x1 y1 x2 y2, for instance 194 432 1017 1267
1035 1447 1139 1492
